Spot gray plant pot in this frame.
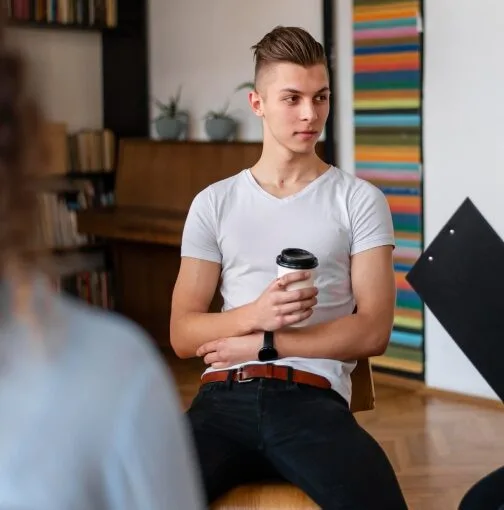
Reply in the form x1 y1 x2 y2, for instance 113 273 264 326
155 116 185 140
205 117 237 141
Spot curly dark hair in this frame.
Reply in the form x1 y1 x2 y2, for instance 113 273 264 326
0 10 47 277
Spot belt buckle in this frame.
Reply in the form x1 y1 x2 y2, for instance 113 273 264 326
236 367 254 383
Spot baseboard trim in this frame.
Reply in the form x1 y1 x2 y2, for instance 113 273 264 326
373 371 425 391
373 372 503 410
421 386 503 410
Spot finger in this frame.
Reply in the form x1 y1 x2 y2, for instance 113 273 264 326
203 352 220 365
278 297 318 315
211 361 230 370
275 287 318 304
278 271 312 286
271 277 288 291
282 308 314 326
197 340 218 357
270 270 311 290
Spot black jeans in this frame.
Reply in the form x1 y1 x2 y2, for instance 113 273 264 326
186 376 408 509
459 466 504 510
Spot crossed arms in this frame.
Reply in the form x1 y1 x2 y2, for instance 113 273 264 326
170 245 396 369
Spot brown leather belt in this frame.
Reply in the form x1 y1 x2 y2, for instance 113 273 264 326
200 363 332 390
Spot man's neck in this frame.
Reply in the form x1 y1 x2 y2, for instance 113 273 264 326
251 141 329 188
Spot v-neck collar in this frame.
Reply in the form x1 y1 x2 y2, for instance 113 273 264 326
243 166 335 203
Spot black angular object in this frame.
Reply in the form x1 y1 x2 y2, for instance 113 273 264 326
406 197 504 402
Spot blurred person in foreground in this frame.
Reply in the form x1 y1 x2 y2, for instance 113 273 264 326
0 9 204 510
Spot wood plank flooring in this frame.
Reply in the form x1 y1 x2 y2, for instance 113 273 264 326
167 355 504 510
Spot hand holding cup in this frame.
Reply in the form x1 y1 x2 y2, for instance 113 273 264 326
250 248 319 331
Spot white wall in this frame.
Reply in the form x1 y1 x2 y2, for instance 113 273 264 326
333 0 354 174
423 0 503 400
148 0 322 141
5 27 103 132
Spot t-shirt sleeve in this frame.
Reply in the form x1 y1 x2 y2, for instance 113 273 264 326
349 180 395 255
180 186 222 263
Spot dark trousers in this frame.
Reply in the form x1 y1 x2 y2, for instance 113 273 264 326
186 376 408 509
459 466 504 510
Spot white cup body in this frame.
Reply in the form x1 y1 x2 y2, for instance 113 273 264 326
276 265 315 291
276 265 316 327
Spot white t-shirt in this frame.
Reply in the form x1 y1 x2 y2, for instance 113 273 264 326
0 278 205 510
181 166 394 403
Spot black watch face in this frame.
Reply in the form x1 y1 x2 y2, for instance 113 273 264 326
258 347 278 362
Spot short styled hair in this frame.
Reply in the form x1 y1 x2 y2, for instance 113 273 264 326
251 26 327 86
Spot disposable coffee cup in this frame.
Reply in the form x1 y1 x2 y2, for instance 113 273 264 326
276 248 318 291
276 248 318 327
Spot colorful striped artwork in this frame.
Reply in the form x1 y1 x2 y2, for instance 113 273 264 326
353 0 424 375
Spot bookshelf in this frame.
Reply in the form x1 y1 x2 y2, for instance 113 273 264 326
6 1 118 28
8 19 112 31
7 0 149 310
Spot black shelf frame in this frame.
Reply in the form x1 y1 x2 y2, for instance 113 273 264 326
102 0 149 139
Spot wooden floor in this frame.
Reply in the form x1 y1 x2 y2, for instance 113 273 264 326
167 355 504 510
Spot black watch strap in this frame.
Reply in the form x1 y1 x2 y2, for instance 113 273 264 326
264 330 274 348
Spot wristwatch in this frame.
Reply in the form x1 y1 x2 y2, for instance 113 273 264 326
258 331 278 361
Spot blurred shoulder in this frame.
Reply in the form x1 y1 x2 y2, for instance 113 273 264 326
54 290 163 374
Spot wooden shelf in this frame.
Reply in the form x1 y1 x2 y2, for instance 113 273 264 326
40 250 106 278
66 171 115 179
51 243 105 254
76 207 187 247
28 243 105 256
38 171 115 180
32 172 115 195
7 19 116 33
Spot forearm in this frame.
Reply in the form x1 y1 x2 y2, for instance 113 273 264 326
170 304 257 359
275 313 392 361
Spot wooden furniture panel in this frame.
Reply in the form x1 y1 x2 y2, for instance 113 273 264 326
111 242 180 348
114 140 263 212
77 206 186 246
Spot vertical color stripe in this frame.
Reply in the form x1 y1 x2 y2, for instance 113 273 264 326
353 0 424 375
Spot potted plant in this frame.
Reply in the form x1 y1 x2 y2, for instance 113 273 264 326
204 81 254 141
152 86 188 140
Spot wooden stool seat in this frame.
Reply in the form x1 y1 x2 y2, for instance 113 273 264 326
211 482 319 509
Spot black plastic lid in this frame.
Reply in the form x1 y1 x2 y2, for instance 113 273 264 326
276 248 318 270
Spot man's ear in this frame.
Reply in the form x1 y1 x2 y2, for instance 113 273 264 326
248 90 264 117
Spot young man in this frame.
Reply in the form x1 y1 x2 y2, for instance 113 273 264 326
170 26 408 509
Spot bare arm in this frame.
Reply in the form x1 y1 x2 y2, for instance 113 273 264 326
170 257 257 359
170 257 318 359
275 245 396 360
196 245 395 368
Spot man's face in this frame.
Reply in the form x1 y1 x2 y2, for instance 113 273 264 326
250 62 330 154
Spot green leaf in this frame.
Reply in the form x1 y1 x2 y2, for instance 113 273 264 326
235 81 255 92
